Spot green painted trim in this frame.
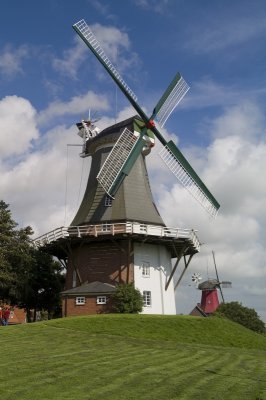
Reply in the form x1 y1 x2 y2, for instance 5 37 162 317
166 140 220 210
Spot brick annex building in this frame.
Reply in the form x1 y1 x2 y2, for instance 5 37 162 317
34 117 200 317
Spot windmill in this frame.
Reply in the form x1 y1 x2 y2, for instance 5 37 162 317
33 20 220 317
34 112 203 316
190 251 232 316
191 272 202 286
72 19 220 218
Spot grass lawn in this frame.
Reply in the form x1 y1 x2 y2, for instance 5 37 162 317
0 314 265 400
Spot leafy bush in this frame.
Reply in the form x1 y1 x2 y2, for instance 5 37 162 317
112 283 143 313
215 301 265 334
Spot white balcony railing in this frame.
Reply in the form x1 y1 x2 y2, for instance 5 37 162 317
33 222 200 252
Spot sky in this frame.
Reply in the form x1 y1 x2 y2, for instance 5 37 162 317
1 0 266 321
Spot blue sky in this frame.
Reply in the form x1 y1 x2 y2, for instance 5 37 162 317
2 0 266 139
1 0 266 320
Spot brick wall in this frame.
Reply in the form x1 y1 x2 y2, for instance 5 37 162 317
0 305 26 325
62 295 113 317
65 238 134 289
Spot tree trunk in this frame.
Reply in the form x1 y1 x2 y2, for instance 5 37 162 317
26 308 31 323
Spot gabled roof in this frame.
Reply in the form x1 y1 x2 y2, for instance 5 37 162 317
190 303 208 317
61 281 116 296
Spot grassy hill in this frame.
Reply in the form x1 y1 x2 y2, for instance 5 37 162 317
0 314 265 400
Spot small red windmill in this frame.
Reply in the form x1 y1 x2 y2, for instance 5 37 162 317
191 252 232 316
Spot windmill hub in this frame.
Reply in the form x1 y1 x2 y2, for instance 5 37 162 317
146 120 155 129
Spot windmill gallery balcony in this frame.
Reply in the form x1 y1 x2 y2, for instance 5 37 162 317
33 222 200 258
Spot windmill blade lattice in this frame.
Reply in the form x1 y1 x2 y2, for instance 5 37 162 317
73 20 138 103
97 128 144 197
159 142 219 217
220 281 232 288
154 74 190 128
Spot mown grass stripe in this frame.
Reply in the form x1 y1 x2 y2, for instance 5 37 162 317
0 314 265 400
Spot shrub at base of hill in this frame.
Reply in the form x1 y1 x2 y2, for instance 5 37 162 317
215 301 265 334
111 283 143 313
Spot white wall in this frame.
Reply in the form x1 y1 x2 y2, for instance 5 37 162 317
133 242 176 315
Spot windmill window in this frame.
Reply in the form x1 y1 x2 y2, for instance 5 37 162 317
76 296 85 305
102 223 111 232
143 291 151 307
105 196 112 207
97 296 107 305
142 262 150 277
139 224 147 233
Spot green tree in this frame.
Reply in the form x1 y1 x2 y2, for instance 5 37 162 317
112 283 143 313
0 200 33 302
16 249 65 321
215 301 265 334
0 200 65 320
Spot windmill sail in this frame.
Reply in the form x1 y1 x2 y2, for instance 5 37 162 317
72 20 139 106
220 281 232 288
159 141 219 217
73 19 220 217
153 73 190 127
97 128 146 197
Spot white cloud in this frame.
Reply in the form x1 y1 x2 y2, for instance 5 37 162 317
1 92 265 321
53 37 88 79
37 91 110 126
147 101 266 319
134 0 171 15
186 15 266 54
184 78 258 111
0 96 38 159
88 23 140 74
1 99 136 237
0 44 29 78
1 122 87 237
188 78 237 109
208 102 265 140
91 23 130 63
88 0 110 16
53 24 139 80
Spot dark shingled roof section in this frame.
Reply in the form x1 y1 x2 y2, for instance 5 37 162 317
198 279 219 290
71 115 165 227
61 281 116 295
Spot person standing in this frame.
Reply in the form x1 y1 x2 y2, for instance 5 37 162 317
3 307 10 326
